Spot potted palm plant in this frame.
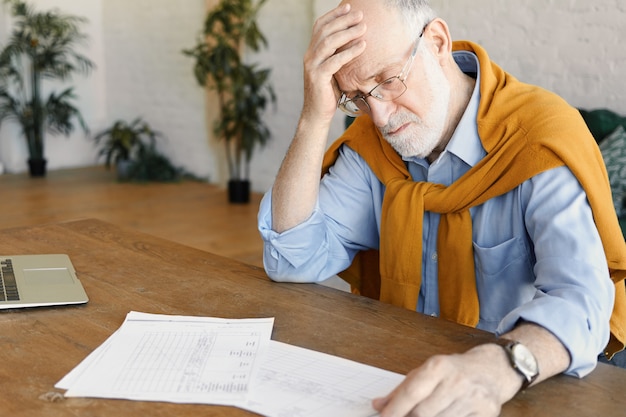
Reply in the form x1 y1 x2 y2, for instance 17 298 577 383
183 0 275 203
0 0 94 177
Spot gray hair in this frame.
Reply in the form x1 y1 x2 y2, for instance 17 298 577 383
384 0 437 35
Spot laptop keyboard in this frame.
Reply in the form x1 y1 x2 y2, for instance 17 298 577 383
0 259 20 301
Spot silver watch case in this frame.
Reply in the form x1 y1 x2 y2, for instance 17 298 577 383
497 339 540 391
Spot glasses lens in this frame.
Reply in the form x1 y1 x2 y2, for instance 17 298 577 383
338 97 364 116
370 77 407 101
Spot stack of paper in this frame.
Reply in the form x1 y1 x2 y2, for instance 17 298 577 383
56 311 404 417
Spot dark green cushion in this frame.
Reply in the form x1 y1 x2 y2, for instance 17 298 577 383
579 108 626 143
599 125 626 218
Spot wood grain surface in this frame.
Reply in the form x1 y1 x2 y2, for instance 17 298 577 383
0 219 625 416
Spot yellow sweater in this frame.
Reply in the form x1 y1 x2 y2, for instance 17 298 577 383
322 41 626 358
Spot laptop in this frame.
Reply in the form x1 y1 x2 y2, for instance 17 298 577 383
0 254 88 309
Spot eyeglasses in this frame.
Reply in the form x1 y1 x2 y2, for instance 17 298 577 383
337 26 426 117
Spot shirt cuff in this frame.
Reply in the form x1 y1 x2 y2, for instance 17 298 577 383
496 291 612 377
258 190 329 271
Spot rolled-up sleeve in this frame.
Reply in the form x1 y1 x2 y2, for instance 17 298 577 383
495 167 615 377
259 193 352 282
258 145 383 283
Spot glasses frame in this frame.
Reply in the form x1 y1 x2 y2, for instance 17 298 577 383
337 25 427 117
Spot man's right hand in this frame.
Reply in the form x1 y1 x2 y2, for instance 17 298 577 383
302 3 367 124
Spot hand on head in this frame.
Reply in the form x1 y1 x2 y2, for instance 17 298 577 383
302 3 367 123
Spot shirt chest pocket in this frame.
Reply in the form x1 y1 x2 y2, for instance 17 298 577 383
472 237 535 324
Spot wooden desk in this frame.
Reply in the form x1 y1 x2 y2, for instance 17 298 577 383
1 219 624 416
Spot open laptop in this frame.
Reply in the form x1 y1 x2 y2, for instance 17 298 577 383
0 254 88 309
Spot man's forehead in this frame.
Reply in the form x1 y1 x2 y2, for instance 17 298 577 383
336 34 411 90
342 1 410 57
334 1 412 86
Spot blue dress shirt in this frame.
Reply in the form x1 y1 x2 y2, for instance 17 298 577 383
258 51 614 377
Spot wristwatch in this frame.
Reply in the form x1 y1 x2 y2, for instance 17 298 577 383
494 338 539 391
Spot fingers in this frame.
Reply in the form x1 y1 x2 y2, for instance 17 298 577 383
308 3 367 73
301 3 367 120
312 2 352 31
372 354 503 417
373 365 441 417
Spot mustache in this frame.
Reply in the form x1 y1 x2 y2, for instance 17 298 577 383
379 112 422 136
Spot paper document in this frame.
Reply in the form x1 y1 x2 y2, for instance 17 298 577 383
56 311 274 405
57 311 405 416
244 340 404 417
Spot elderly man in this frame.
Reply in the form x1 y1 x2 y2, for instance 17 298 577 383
258 0 626 416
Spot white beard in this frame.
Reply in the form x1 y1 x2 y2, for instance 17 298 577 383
380 48 451 159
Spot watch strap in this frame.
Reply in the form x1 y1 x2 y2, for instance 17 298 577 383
494 338 539 392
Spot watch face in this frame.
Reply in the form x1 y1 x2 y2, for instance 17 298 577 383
511 343 539 377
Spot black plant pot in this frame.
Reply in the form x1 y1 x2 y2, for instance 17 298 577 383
228 179 250 204
27 158 47 177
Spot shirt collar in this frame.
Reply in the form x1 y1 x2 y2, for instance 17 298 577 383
403 50 485 168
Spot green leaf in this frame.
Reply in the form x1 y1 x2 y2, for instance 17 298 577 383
181 0 275 180
0 0 94 160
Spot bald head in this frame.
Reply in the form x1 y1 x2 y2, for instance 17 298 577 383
337 0 408 58
338 0 436 37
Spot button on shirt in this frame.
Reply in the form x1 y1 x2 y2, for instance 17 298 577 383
258 51 614 377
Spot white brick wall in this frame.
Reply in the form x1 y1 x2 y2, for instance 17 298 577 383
1 0 624 193
99 0 211 178
0 0 209 177
433 0 626 111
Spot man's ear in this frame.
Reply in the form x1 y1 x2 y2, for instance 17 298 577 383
424 18 453 62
